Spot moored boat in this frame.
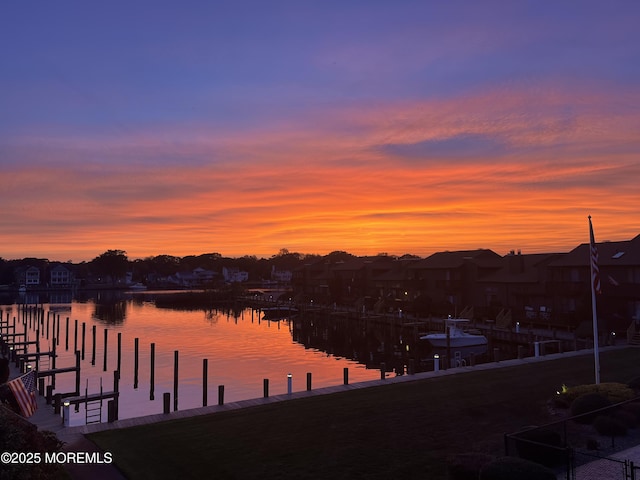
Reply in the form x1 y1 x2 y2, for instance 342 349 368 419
420 318 488 358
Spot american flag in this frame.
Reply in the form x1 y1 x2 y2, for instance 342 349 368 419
589 216 601 295
7 370 38 417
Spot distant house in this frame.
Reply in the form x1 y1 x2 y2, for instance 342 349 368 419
167 268 218 287
193 267 216 284
546 233 640 331
270 265 292 284
15 266 41 287
409 249 503 311
222 267 248 283
477 251 561 323
50 264 74 287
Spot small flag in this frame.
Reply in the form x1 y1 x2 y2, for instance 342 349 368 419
589 216 601 294
7 370 38 417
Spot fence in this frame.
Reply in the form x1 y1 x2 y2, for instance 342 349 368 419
505 397 640 480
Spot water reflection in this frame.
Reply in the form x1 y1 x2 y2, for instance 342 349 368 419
92 300 127 325
1 291 436 422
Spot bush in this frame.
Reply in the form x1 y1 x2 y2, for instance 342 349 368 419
0 407 66 479
571 393 612 424
479 456 556 480
447 453 496 480
514 428 565 467
560 382 635 404
593 415 628 437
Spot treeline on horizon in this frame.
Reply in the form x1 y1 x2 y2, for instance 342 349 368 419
0 248 420 286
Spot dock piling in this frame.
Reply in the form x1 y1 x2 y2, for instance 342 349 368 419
173 350 178 411
134 337 139 389
150 342 155 401
202 359 208 406
103 328 108 371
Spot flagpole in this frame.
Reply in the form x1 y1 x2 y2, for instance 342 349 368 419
589 215 600 385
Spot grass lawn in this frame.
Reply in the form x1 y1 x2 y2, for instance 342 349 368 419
89 348 640 479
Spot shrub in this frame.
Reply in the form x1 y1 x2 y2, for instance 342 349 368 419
593 415 628 437
514 428 565 467
479 456 556 480
0 407 66 479
446 453 496 480
571 393 612 424
560 382 635 404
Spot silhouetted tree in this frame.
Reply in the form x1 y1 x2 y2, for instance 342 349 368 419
90 250 129 285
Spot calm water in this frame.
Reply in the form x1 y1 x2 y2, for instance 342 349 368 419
2 291 391 425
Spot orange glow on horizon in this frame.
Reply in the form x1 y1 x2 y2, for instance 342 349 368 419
2 85 639 262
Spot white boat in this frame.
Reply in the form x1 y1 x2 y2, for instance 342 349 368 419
420 318 488 354
128 283 147 291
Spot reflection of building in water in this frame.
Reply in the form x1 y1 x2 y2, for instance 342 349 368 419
291 312 424 374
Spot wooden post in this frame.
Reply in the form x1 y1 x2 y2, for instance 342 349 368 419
218 385 224 406
108 400 116 422
51 337 57 388
113 369 119 420
343 367 349 385
263 378 269 398
75 350 80 395
103 328 108 372
117 332 122 376
306 372 312 391
150 342 155 401
163 393 170 414
81 322 86 360
54 394 62 415
46 312 50 340
74 319 78 353
173 350 178 411
380 362 386 380
134 337 139 389
202 359 208 407
65 317 69 351
56 314 60 346
91 325 96 365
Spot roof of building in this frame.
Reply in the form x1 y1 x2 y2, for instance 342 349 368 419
409 249 503 270
549 234 640 267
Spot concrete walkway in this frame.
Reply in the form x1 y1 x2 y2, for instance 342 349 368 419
8 344 637 479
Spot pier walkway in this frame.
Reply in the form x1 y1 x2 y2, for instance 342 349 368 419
7 344 634 479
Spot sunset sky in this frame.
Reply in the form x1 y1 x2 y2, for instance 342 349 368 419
1 1 639 262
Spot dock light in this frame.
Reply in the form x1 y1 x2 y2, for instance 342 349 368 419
63 401 70 427
287 373 292 395
434 354 440 372
516 322 520 333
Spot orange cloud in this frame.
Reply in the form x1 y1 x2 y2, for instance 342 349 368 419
2 83 638 261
